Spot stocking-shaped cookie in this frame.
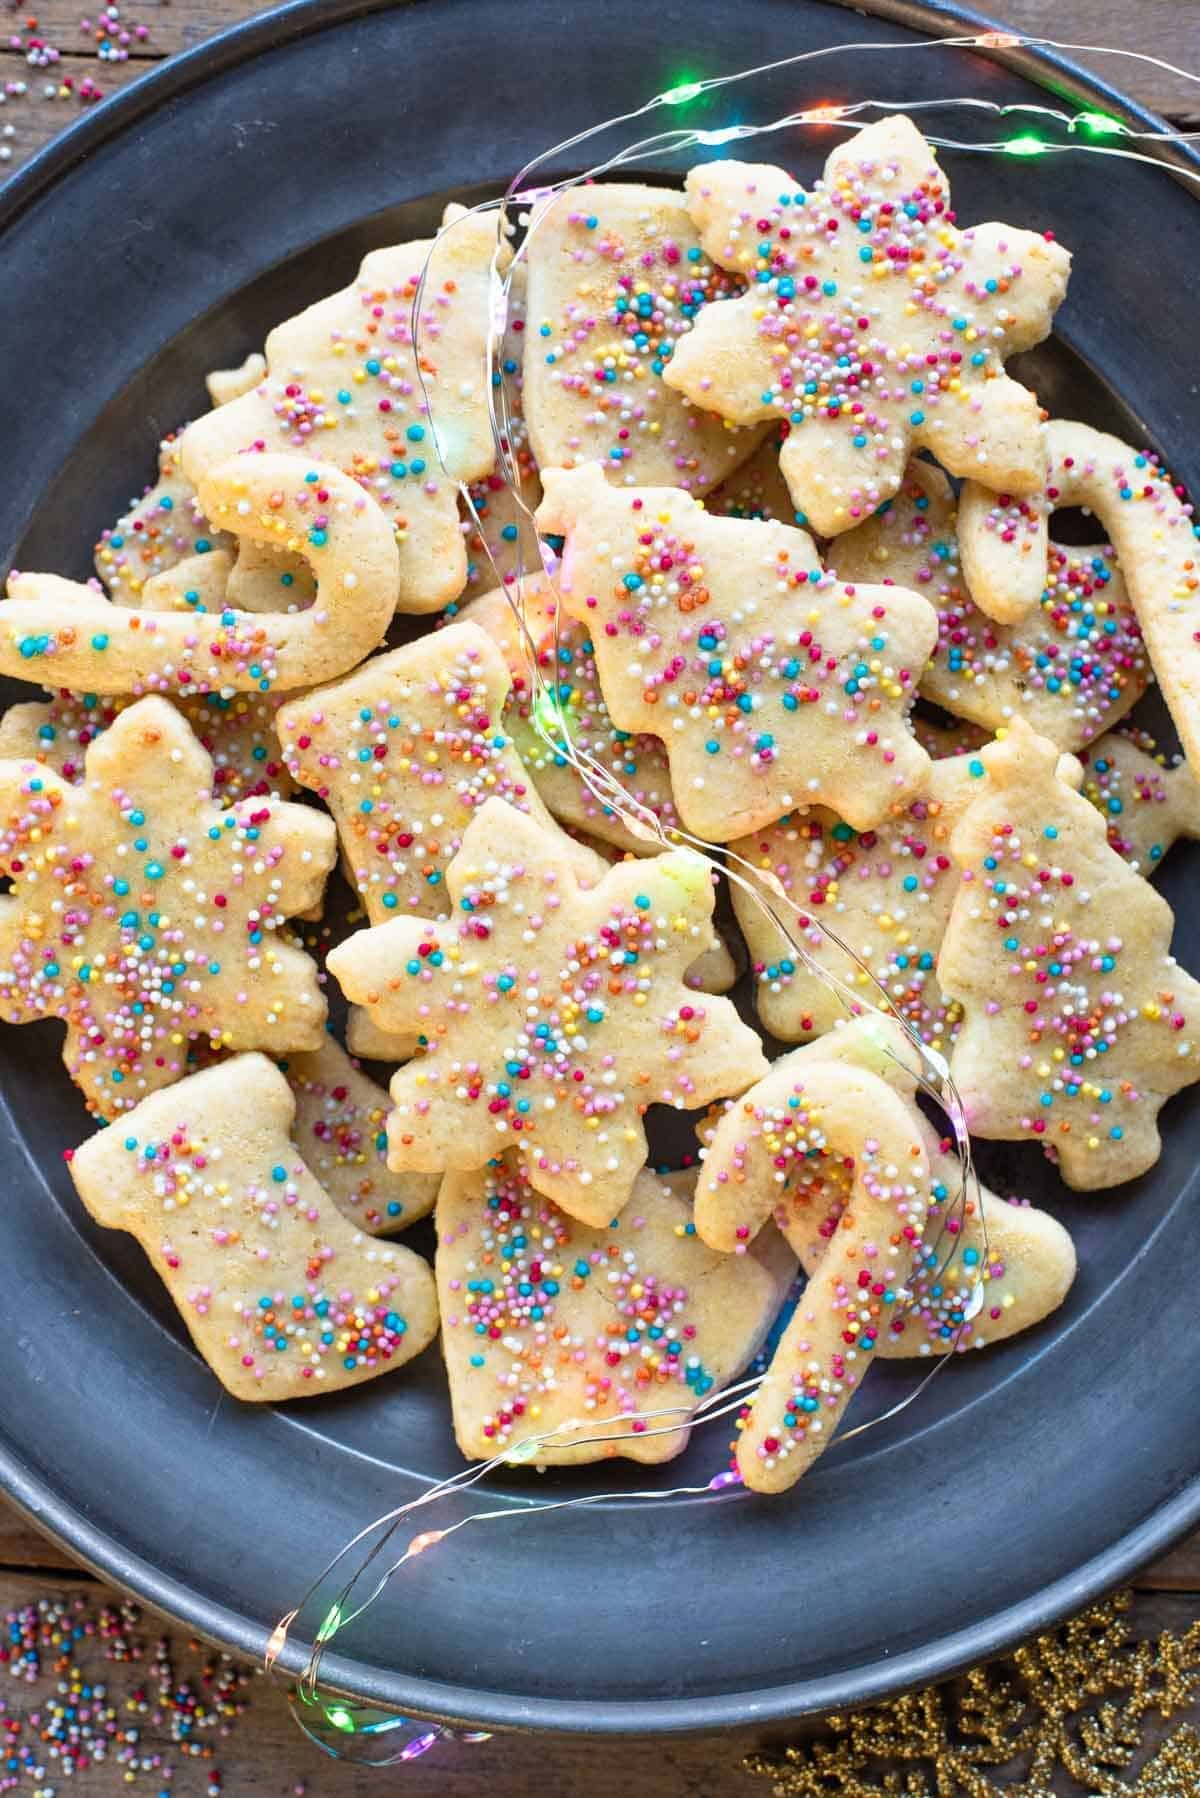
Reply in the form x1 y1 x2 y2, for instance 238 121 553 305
181 205 508 616
69 1054 438 1401
1078 729 1200 874
537 462 937 837
0 696 335 1116
0 457 397 696
940 719 1200 1188
730 734 1080 1052
276 619 600 925
437 1158 794 1465
664 117 1070 536
328 797 768 1225
523 183 764 492
282 1036 439 1235
827 458 1147 749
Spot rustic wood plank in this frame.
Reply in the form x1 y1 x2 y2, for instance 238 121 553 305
0 56 154 171
5 0 1200 121
0 1499 85 1571
973 0 1200 119
1 1 1200 183
1 1566 1198 1797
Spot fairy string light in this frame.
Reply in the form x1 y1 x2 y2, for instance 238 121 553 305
273 28 1200 1762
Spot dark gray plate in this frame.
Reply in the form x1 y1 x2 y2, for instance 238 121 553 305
2 0 1200 1736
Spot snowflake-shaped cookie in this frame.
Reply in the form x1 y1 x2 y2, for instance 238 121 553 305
664 118 1070 536
0 696 335 1117
537 462 937 838
328 796 768 1225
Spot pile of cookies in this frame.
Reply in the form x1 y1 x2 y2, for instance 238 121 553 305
3 116 1197 1495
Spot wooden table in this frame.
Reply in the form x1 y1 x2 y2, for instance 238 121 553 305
4 3 1200 1792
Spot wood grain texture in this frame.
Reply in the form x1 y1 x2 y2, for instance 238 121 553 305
2 0 1200 1790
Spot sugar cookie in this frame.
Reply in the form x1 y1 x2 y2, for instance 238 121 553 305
697 1027 1074 1489
698 1052 936 1491
523 183 764 493
939 718 1200 1188
0 695 335 1117
1078 728 1200 873
458 579 682 856
958 420 1200 770
0 456 397 695
664 118 1070 536
205 352 267 409
826 458 1147 749
437 1157 794 1465
282 1036 438 1234
276 618 599 926
69 1054 438 1400
0 685 293 803
180 206 509 616
731 737 1081 1050
94 431 231 602
328 796 768 1225
747 1019 1076 1355
537 462 937 837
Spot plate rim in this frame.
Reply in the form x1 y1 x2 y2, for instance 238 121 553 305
2 0 1200 1736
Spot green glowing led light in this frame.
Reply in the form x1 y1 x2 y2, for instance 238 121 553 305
532 690 567 736
663 78 704 105
326 1706 357 1733
316 1602 344 1644
1005 134 1046 157
1075 110 1127 138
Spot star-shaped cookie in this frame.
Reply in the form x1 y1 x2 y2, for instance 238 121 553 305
664 118 1070 536
0 696 335 1117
